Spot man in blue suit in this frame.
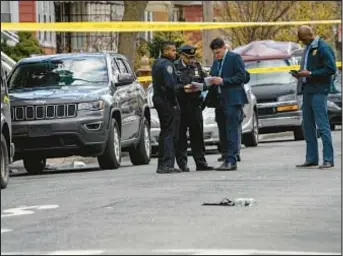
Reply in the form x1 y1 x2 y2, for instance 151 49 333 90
293 26 336 169
208 38 248 171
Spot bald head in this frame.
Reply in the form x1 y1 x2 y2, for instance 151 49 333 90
298 25 316 46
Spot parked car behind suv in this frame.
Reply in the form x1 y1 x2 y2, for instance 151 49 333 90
1 62 15 188
7 53 151 174
243 55 304 140
328 72 342 130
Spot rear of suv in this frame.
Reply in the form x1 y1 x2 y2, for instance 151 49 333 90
7 53 151 174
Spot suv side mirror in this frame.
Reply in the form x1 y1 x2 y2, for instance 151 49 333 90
116 73 134 86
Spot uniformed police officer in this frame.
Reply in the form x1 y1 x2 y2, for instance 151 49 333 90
152 41 182 174
174 45 214 172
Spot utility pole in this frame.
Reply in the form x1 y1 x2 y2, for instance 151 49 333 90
202 1 214 66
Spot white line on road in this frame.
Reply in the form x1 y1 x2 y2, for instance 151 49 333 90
47 250 104 255
1 228 12 234
1 249 341 255
1 205 59 218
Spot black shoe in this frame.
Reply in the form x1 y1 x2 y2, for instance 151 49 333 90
216 162 237 171
181 167 190 172
319 162 334 169
217 156 224 162
296 162 318 168
156 167 182 174
196 165 214 171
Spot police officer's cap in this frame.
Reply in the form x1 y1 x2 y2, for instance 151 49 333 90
178 45 197 57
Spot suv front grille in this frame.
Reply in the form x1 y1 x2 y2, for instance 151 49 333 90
11 104 77 121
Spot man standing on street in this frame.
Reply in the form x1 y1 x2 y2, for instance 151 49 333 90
293 26 336 169
174 45 214 172
152 41 182 174
206 38 248 171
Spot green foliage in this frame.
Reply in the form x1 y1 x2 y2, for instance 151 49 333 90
1 32 43 62
147 32 185 59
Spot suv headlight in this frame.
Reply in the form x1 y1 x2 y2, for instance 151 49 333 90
78 100 104 111
278 94 296 102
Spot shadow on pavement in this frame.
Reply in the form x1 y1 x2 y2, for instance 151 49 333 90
10 164 133 177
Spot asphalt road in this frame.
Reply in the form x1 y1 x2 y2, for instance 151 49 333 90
1 131 342 255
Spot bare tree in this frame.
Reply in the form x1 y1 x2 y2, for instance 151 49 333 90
216 1 293 48
118 1 149 69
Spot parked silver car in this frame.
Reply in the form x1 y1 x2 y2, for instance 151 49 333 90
147 81 258 153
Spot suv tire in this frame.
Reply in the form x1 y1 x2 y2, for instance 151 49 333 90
243 111 259 147
294 125 305 141
23 157 46 174
1 134 10 189
98 118 121 170
129 119 151 165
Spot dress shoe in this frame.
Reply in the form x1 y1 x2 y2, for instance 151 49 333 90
296 162 318 168
156 167 182 174
196 165 214 171
319 162 334 169
218 156 240 162
216 162 237 171
181 167 190 172
217 156 224 162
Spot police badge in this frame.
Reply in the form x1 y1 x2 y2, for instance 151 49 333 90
167 65 173 74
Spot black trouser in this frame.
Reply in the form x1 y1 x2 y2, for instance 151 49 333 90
176 101 207 169
153 96 180 169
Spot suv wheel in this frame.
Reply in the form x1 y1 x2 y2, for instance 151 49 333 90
129 119 151 165
242 111 259 147
1 134 9 189
294 125 305 141
23 157 46 175
98 118 121 170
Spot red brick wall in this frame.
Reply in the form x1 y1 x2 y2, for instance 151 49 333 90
19 1 36 22
182 5 203 44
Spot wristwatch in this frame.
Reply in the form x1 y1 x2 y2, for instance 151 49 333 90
309 71 312 76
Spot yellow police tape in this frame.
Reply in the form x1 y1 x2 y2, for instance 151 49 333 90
1 20 341 32
137 62 342 83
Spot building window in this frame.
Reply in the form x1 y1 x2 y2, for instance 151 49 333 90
37 1 55 47
1 1 11 22
139 11 153 42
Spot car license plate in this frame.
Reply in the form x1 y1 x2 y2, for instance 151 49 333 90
28 125 52 137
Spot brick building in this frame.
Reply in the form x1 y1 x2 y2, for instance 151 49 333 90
1 0 56 55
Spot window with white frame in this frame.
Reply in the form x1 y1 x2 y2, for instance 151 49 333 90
37 1 56 48
1 1 11 22
139 11 153 42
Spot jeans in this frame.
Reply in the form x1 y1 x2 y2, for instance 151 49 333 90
302 93 334 164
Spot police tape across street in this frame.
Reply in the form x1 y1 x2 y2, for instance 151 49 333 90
137 62 342 83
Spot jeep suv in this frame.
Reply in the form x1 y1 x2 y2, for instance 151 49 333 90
1 62 15 188
7 53 151 174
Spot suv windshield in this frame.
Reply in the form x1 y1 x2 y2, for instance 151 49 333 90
8 56 109 90
245 59 294 86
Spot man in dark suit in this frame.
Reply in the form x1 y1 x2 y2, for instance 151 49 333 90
293 26 336 169
208 38 248 171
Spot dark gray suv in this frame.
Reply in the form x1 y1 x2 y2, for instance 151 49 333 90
7 53 151 174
